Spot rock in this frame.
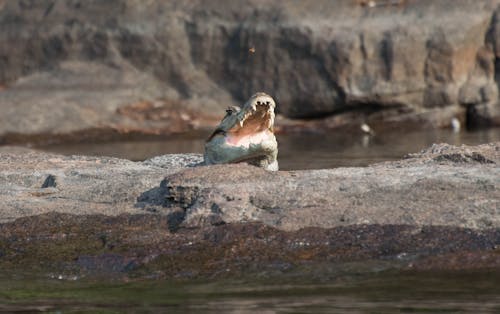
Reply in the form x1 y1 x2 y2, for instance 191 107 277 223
0 145 41 154
0 142 498 229
142 153 204 169
0 142 499 278
0 151 192 223
0 213 499 280
163 142 500 231
0 61 221 144
1 0 500 143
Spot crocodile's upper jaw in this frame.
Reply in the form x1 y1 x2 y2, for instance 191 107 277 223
225 96 275 147
204 92 278 171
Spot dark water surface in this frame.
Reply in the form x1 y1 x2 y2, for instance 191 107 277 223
37 128 500 170
2 270 500 313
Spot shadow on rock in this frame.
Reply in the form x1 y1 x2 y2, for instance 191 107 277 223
77 253 140 274
135 179 187 232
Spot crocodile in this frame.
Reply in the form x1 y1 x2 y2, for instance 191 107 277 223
204 92 278 171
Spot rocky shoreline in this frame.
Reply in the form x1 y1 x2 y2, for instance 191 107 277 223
0 142 498 279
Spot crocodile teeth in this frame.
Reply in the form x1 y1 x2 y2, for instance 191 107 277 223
239 120 244 127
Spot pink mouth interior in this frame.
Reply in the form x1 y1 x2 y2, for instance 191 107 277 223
224 105 273 148
225 130 272 148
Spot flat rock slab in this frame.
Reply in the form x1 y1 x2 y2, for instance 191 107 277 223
163 142 500 231
0 151 201 223
0 142 499 277
0 142 498 231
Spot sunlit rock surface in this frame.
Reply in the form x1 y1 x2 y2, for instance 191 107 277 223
0 142 498 277
160 142 500 230
0 142 498 229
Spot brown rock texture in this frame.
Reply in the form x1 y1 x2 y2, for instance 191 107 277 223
1 0 500 143
0 213 499 280
0 142 498 278
0 142 498 231
161 142 500 231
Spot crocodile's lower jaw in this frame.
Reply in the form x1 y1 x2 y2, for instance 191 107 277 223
204 133 278 171
225 130 274 148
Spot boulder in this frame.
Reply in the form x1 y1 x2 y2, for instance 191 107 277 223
0 142 499 278
0 151 201 223
162 142 500 230
0 142 498 229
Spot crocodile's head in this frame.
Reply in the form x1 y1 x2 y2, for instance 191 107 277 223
204 92 278 171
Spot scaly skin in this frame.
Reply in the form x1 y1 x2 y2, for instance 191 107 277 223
204 92 278 171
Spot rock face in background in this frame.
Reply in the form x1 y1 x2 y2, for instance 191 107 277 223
0 0 500 142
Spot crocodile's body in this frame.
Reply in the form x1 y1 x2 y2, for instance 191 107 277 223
204 92 278 171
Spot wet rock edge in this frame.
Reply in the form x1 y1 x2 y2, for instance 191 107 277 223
0 213 499 280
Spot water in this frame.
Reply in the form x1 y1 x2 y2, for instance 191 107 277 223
1 271 500 313
37 128 500 170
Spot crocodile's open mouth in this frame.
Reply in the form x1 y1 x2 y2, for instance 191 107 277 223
224 99 274 148
207 93 275 148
